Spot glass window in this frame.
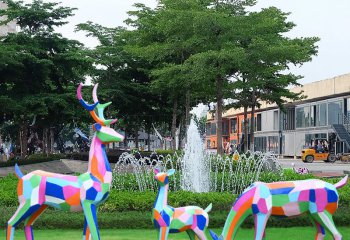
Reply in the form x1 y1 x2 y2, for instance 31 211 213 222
273 111 279 130
206 123 211 135
328 101 343 125
254 136 266 152
268 136 279 153
347 98 350 118
310 105 316 126
296 106 311 128
222 121 229 135
256 114 262 131
210 123 216 135
316 103 327 126
230 118 237 133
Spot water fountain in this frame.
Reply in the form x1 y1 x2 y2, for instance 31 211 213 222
112 116 283 194
179 119 210 192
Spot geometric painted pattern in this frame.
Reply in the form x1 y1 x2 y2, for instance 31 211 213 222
6 83 124 240
210 175 348 240
153 168 212 240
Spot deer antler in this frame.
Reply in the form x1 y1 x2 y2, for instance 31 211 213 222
77 83 117 126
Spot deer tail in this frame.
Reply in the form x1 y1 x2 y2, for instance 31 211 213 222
15 164 24 179
334 175 348 189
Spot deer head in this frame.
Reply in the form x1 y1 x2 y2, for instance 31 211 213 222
154 168 175 186
77 83 124 143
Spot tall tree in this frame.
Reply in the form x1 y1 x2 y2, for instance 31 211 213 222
228 7 319 151
0 0 90 156
125 0 219 150
76 22 166 149
182 0 258 154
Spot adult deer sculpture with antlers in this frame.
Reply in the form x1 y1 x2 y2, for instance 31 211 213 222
6 83 124 240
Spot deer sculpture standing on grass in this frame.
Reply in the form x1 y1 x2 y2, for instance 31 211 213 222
209 175 348 240
153 168 212 240
6 83 124 240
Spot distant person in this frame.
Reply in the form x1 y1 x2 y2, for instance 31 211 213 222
228 144 234 155
4 147 9 161
317 142 324 153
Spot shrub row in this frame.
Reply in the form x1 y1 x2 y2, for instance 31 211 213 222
2 171 350 209
1 172 350 229
0 154 66 167
1 206 350 229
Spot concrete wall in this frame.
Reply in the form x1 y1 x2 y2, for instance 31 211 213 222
292 73 350 100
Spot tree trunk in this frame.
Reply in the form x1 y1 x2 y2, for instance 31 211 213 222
123 129 128 150
42 128 48 155
216 76 224 155
147 128 151 152
171 97 178 151
19 121 28 158
49 127 54 154
243 107 248 153
135 129 139 149
185 91 191 126
250 104 256 151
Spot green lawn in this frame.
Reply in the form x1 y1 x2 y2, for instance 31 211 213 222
5 227 350 239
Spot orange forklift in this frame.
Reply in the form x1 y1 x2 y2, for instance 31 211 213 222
301 138 336 163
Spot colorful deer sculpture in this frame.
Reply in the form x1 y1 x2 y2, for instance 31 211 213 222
153 168 212 240
209 175 348 240
6 83 124 240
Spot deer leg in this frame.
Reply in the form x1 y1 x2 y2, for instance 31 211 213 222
158 227 170 240
82 202 100 240
186 230 196 240
83 216 91 240
193 227 207 240
23 205 47 240
313 212 342 240
309 214 326 240
253 213 270 240
7 201 34 240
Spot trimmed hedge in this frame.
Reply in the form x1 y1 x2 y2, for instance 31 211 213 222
0 154 66 168
1 173 350 229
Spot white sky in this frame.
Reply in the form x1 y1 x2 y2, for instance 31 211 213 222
26 0 350 85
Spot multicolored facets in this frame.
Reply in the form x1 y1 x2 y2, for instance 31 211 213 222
210 175 348 240
6 83 124 240
153 168 212 240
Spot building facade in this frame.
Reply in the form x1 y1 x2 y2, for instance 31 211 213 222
206 73 350 157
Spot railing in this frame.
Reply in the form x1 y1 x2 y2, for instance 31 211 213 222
338 113 350 132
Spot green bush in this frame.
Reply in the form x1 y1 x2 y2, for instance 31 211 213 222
1 172 350 229
0 154 66 167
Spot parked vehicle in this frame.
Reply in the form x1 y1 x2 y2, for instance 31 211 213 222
301 138 336 163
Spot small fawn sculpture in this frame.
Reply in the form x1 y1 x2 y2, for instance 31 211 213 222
6 83 124 240
210 175 348 240
153 168 212 240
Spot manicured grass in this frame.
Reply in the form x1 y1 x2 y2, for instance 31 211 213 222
6 227 350 239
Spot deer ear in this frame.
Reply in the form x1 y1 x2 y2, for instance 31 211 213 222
93 123 102 132
167 169 175 176
154 168 160 175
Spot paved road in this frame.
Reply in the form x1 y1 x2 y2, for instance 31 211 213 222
277 158 350 174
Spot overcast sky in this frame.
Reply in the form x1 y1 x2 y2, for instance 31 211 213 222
36 0 350 85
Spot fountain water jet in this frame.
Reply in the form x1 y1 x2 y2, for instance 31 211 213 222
179 119 210 192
